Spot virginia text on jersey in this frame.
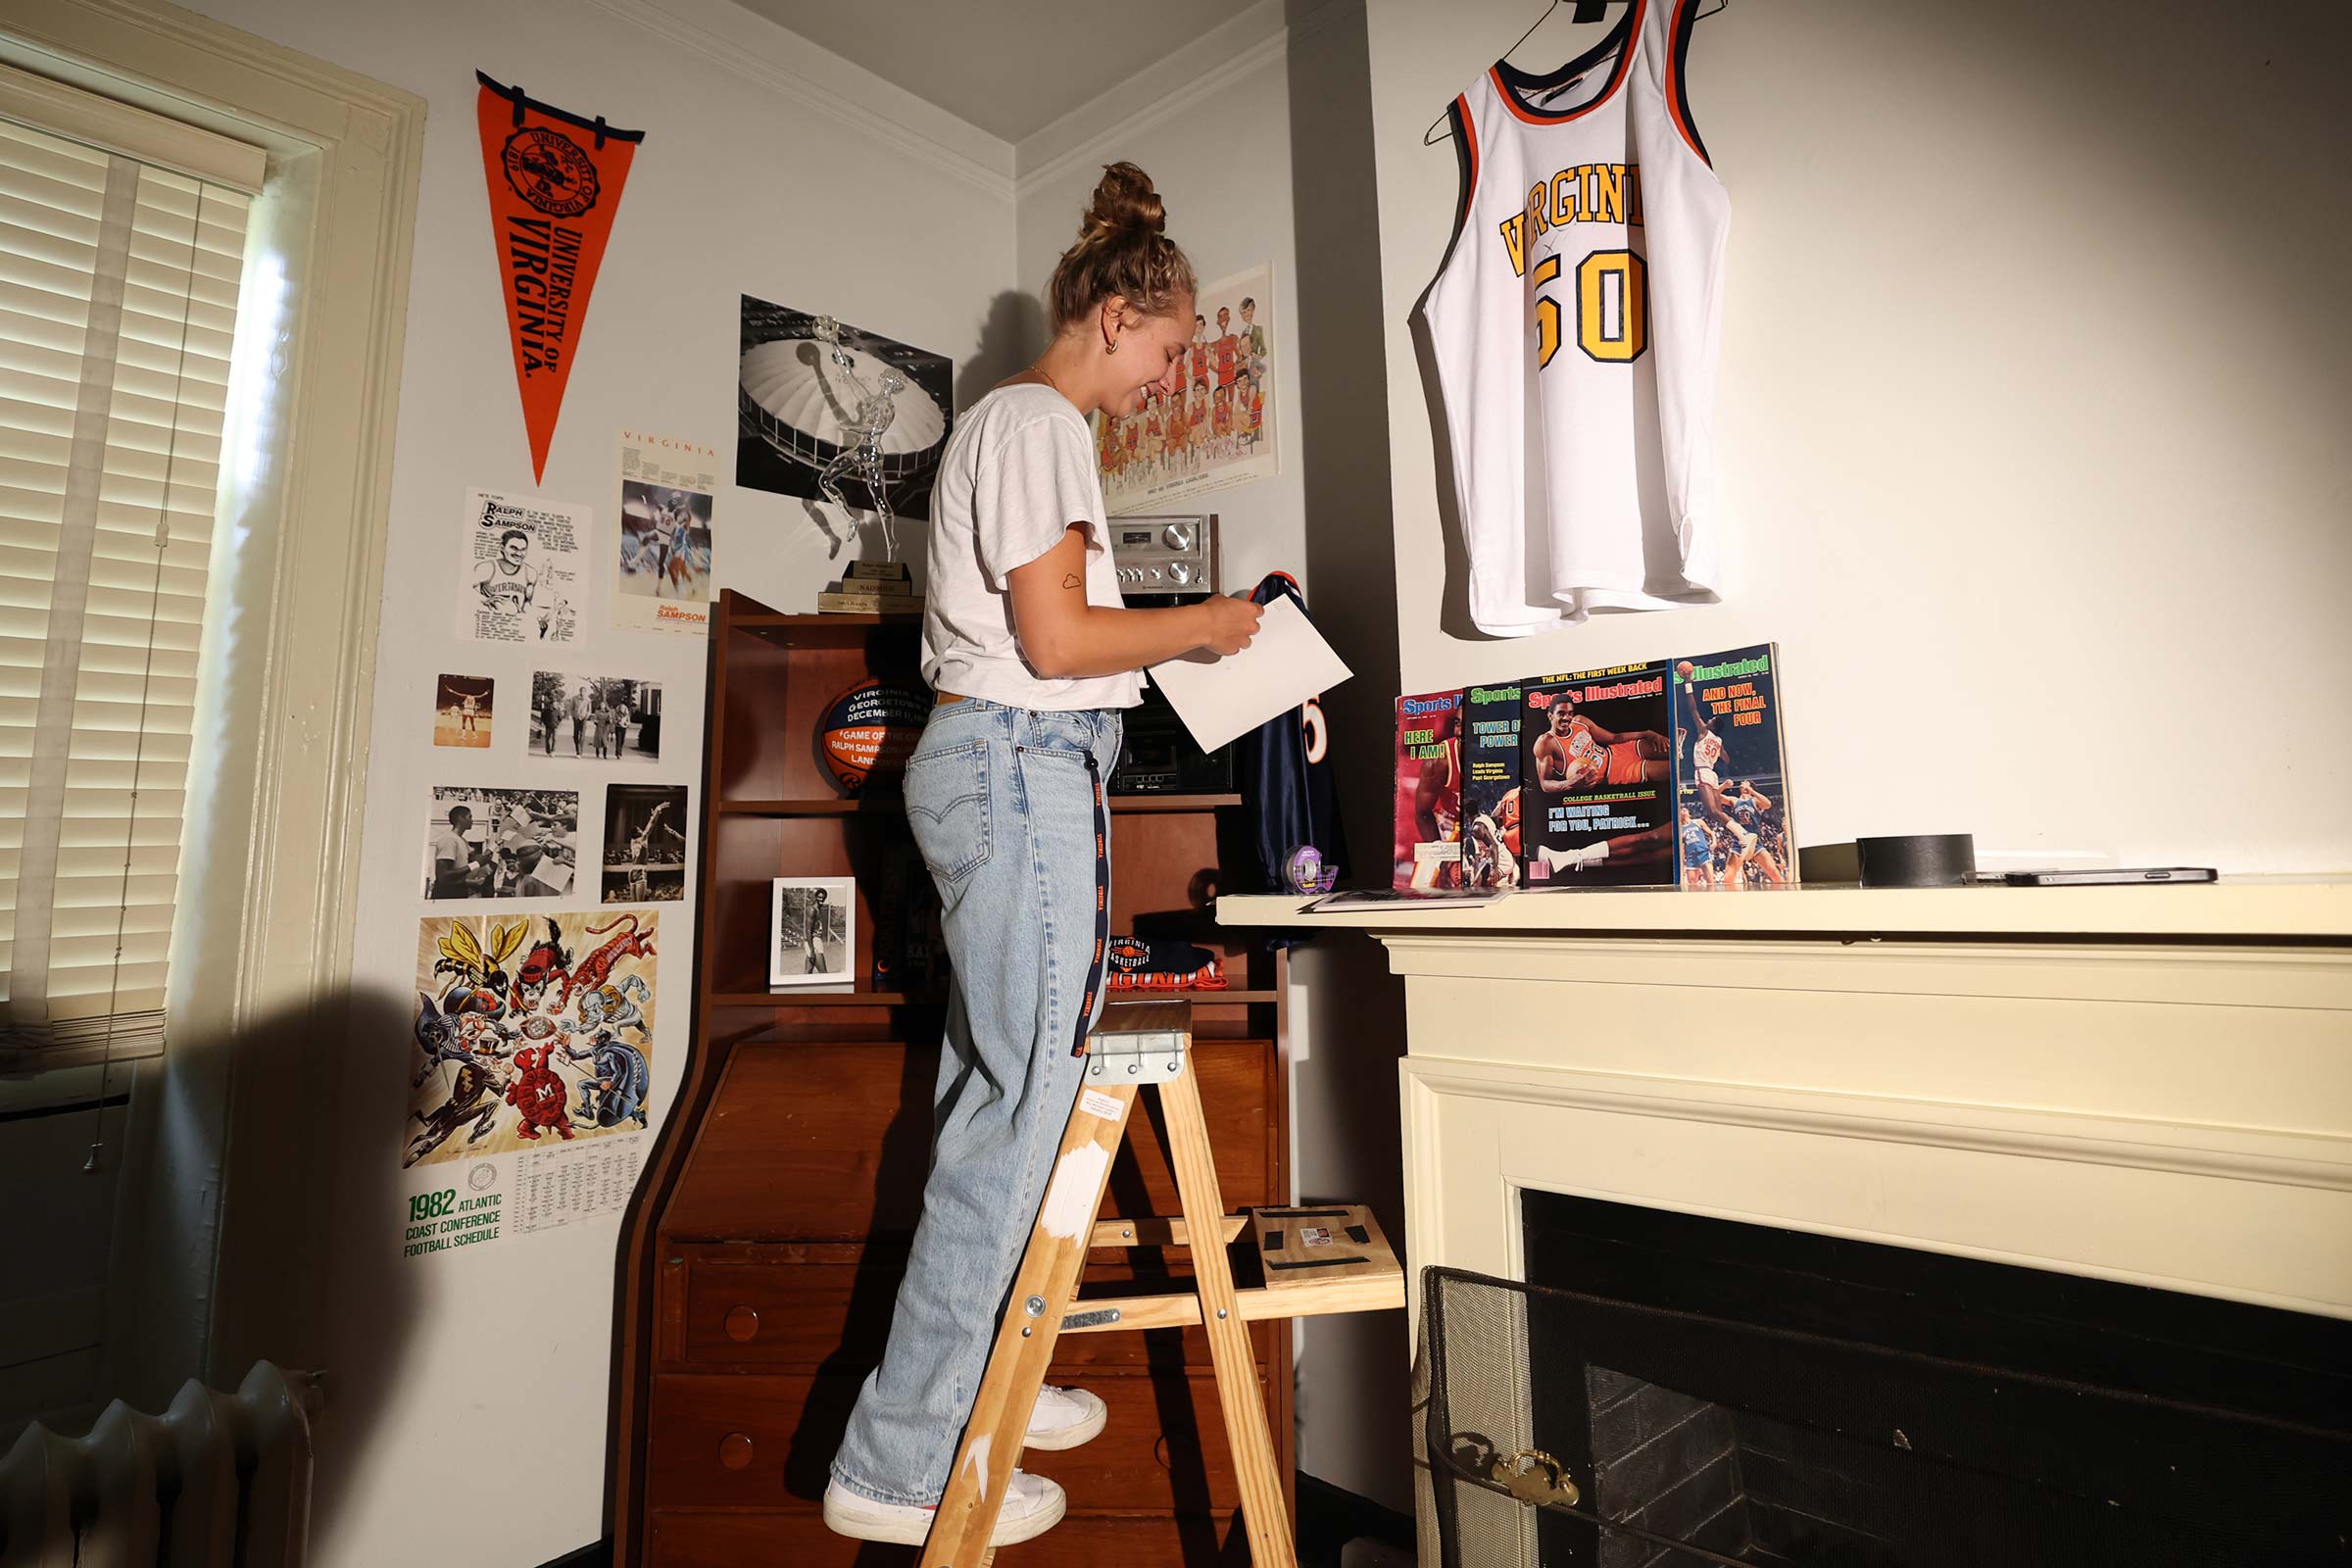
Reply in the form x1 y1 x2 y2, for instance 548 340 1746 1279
1427 0 1729 636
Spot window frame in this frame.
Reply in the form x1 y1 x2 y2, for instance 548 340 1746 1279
0 0 421 1400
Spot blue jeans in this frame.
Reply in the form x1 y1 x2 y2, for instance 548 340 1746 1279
830 698 1124 1505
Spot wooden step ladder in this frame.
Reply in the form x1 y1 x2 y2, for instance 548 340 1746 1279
918 1000 1405 1567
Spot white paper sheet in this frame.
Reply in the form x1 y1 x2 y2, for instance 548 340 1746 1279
1147 595 1351 752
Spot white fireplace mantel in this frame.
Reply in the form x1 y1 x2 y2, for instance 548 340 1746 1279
1221 877 2352 1322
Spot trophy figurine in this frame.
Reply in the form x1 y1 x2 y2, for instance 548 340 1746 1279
811 315 906 562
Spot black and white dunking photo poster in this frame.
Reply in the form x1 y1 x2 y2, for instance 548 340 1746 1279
735 295 954 524
458 489 585 644
601 782 688 904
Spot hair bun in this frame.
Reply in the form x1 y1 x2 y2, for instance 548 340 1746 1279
1082 161 1166 240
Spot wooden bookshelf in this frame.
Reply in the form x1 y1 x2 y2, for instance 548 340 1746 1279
607 591 1291 1568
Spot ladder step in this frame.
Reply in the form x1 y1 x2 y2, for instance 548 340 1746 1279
1088 1213 1249 1250
1059 1272 1404 1334
1251 1202 1398 1290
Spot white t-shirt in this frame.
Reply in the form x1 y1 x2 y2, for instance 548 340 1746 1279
921 383 1143 710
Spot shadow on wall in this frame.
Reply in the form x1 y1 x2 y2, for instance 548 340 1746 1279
93 988 424 1554
1285 0 1416 1518
956 290 1048 412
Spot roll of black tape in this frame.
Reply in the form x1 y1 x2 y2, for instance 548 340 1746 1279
1856 833 1976 888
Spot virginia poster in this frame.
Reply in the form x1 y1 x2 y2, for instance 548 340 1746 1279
615 429 716 635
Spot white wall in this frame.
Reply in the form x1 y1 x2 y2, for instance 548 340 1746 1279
163 0 1018 1561
1365 0 2352 872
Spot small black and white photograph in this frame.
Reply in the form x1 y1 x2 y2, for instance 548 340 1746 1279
735 294 955 526
529 670 662 762
602 782 688 904
423 786 581 900
769 876 853 987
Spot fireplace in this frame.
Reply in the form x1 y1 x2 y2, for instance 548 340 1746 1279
1417 1192 2352 1566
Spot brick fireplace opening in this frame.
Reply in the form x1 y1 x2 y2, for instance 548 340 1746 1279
1416 1192 2352 1566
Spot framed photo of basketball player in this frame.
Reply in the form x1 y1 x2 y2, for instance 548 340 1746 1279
769 876 853 988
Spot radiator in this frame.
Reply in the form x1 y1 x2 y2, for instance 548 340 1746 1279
0 1361 320 1568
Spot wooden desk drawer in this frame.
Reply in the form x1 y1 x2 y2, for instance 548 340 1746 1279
677 1253 1279 1371
662 1041 1280 1242
647 1369 1264 1516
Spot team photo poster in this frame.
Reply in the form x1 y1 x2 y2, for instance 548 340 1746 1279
1098 263 1280 514
615 429 715 636
458 489 583 644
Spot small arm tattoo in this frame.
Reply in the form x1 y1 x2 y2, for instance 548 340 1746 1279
1061 572 1082 589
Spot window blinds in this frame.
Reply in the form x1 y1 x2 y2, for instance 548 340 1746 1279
0 105 254 1070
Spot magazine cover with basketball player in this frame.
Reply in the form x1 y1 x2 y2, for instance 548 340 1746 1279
1459 682 1523 890
1519 662 1676 888
1672 645 1797 890
1393 689 1464 891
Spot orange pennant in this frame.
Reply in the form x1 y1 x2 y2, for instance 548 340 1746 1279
475 74 642 484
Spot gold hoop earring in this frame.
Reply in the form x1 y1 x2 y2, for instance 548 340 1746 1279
1105 338 1121 356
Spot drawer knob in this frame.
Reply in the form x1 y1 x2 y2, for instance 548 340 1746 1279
724 1304 760 1342
719 1432 755 1470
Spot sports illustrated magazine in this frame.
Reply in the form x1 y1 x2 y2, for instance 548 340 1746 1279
1519 662 1677 889
1459 683 1524 891
1393 689 1465 891
1672 645 1798 891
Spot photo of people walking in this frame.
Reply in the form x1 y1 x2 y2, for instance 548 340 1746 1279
529 671 662 763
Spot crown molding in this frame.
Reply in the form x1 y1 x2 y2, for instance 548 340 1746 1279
576 0 1015 199
1015 0 1294 198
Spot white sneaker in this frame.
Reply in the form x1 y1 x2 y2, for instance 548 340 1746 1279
1024 1384 1107 1450
821 1471 1067 1546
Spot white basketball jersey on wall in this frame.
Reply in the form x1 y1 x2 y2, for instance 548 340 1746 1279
1426 0 1729 636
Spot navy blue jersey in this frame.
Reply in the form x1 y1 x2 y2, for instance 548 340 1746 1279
1236 573 1348 892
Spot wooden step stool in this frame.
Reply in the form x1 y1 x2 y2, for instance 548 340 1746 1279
919 1000 1404 1566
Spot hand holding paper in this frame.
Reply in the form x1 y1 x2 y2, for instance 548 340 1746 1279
1147 595 1351 752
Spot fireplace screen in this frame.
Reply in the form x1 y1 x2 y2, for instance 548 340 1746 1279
1419 1266 2352 1567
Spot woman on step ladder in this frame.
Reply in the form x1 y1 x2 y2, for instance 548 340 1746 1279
822 163 1261 1548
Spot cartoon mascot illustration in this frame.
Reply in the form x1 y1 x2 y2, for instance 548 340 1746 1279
506 1036 577 1142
